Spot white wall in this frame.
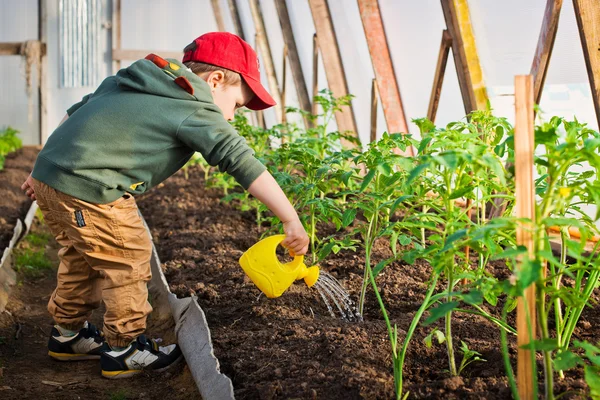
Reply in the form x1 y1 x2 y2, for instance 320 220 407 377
0 0 40 144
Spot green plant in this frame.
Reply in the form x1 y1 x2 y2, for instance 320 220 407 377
458 340 486 375
14 248 53 280
0 127 22 170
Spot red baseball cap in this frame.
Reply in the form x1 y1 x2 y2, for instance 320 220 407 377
182 32 276 111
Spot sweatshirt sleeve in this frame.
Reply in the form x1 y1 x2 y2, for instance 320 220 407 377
176 106 267 189
66 93 93 116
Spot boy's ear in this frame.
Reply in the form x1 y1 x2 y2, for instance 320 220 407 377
205 70 225 90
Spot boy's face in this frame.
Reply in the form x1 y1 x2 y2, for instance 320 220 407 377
204 71 254 121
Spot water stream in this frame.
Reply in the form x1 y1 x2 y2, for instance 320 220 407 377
313 271 362 322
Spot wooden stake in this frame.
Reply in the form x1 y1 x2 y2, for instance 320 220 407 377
312 33 318 117
38 0 47 144
274 0 312 128
427 30 452 123
249 0 283 123
281 45 288 126
308 0 359 145
370 78 378 143
514 74 536 400
210 0 227 32
227 0 245 41
357 0 409 137
531 0 563 106
113 0 121 73
573 0 600 129
440 0 489 114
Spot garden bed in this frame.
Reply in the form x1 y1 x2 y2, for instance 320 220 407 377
138 166 597 400
0 146 39 253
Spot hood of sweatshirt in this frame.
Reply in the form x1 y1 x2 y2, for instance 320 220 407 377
115 55 214 103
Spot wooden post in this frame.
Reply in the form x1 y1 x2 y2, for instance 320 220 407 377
357 0 409 137
573 0 600 129
370 78 378 143
531 0 563 106
308 0 359 145
210 0 227 32
38 0 47 144
312 33 318 116
227 0 245 40
281 44 288 125
249 0 283 123
514 74 536 400
113 0 121 73
440 0 488 114
274 0 312 127
427 30 452 123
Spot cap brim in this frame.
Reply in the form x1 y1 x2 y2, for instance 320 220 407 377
241 75 277 111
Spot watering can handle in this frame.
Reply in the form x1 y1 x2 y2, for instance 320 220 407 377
274 234 305 268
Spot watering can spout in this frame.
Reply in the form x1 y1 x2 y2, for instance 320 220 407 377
239 235 320 298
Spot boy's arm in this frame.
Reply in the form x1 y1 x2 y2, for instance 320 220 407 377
21 113 69 200
248 171 309 256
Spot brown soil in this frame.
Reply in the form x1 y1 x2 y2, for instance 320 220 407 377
0 146 39 253
137 165 597 400
0 219 200 399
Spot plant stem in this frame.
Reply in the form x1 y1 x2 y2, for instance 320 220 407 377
446 271 457 376
398 274 440 399
500 300 519 400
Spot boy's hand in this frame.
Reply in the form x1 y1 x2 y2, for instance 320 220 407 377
21 173 36 200
281 218 309 256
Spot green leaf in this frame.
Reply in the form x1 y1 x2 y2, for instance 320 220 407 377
461 290 483 305
342 208 357 228
390 231 399 257
318 241 336 260
527 338 559 351
517 258 542 289
424 328 446 348
373 258 395 276
483 291 498 307
398 234 412 246
360 169 377 192
425 301 460 325
554 350 581 371
390 195 412 216
377 163 393 176
585 365 600 399
449 185 474 200
442 229 468 252
491 245 527 261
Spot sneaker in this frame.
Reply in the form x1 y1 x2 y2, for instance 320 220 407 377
101 335 183 379
48 321 110 361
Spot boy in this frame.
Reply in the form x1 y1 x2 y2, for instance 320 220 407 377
20 32 309 379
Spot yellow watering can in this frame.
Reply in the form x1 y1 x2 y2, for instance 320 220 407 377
239 235 320 298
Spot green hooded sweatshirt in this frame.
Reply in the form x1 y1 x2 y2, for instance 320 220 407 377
32 56 266 204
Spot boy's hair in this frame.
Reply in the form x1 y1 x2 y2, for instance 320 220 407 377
183 42 241 86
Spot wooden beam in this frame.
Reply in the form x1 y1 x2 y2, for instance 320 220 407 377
357 0 409 136
210 0 227 32
227 0 245 41
428 30 452 123
514 74 536 400
0 43 24 55
312 33 319 116
274 0 312 127
531 0 563 106
249 0 283 123
281 45 288 125
573 0 600 129
113 0 121 72
370 78 378 143
38 0 47 144
308 0 359 143
112 49 182 61
440 0 488 114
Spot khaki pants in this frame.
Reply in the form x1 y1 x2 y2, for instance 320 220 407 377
33 179 153 347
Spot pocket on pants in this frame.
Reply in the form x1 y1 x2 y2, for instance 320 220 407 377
50 209 100 249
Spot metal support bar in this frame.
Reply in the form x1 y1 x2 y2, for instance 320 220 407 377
274 0 312 127
427 30 452 123
531 0 563 106
357 0 409 136
440 0 488 114
573 0 600 129
249 0 283 123
308 0 359 144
